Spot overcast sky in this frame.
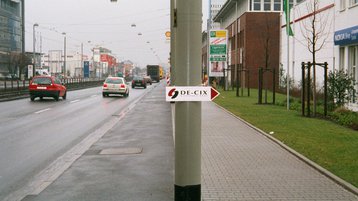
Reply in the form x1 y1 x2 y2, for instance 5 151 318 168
25 0 209 68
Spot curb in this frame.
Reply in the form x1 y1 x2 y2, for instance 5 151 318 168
213 102 358 197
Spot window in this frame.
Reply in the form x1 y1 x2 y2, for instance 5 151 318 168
253 0 261 11
348 46 357 81
251 0 286 11
263 0 270 10
341 0 346 10
274 0 281 11
339 47 345 70
32 77 52 85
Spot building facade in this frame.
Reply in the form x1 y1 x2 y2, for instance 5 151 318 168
213 0 281 89
334 0 358 93
281 0 335 85
209 0 227 30
281 0 358 109
0 0 24 76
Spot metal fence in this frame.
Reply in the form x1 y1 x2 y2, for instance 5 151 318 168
0 78 105 101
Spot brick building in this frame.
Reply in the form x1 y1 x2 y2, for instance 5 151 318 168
212 0 282 89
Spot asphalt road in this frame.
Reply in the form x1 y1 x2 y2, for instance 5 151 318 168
0 83 154 200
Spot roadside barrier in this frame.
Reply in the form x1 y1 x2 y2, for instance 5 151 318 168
0 78 104 102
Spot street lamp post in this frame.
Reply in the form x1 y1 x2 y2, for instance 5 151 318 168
32 23 38 77
62 32 66 77
81 42 83 77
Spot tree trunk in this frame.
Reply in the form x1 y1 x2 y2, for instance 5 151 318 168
313 57 316 117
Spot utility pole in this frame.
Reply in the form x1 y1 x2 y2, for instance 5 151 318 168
81 42 83 77
32 23 38 77
170 0 176 86
62 32 66 77
174 0 202 200
207 0 211 86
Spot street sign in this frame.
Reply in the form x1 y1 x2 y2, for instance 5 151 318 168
83 61 90 78
166 86 220 102
28 65 33 79
210 55 226 61
209 30 228 77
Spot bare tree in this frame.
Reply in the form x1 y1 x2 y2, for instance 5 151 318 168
300 0 331 116
9 52 31 79
261 13 271 104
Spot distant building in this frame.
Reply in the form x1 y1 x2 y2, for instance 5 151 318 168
208 0 227 30
0 0 24 76
121 60 134 77
42 51 90 78
92 47 117 78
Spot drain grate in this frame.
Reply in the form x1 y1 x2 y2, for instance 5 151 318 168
99 147 143 155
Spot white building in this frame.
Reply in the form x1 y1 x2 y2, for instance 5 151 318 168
281 0 335 84
334 0 358 89
41 51 89 78
209 0 227 30
281 0 358 109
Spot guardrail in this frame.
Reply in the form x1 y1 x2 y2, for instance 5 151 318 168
0 78 105 102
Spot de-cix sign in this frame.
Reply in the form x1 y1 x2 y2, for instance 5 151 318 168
166 86 219 102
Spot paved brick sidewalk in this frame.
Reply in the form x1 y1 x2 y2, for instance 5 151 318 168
201 102 358 201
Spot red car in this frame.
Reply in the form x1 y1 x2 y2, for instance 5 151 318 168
29 75 67 101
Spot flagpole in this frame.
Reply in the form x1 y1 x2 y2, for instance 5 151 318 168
285 0 291 111
287 32 290 110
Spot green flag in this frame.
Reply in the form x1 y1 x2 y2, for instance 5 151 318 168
283 0 294 36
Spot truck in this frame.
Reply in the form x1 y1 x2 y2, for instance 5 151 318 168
146 65 161 82
159 66 164 80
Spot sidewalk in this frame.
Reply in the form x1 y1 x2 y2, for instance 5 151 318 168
19 83 358 201
201 102 358 201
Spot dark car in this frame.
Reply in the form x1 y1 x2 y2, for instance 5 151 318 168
132 76 147 88
29 75 67 101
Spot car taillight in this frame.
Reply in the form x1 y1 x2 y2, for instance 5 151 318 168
103 83 107 87
142 80 145 84
132 80 135 84
120 84 125 88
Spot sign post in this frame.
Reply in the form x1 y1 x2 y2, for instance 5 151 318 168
209 30 228 77
83 61 90 78
28 65 33 79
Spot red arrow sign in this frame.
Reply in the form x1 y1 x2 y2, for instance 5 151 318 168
166 86 220 102
211 87 220 100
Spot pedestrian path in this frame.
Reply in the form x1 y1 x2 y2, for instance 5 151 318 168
201 102 358 200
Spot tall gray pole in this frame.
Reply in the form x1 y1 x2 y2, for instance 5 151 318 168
170 0 176 85
32 23 38 77
174 0 202 200
207 0 211 86
21 0 25 54
81 42 84 77
62 32 67 77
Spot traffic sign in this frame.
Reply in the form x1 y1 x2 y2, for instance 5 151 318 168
166 86 220 102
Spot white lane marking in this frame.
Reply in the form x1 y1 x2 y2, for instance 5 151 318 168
91 95 97 98
34 108 51 114
70 99 80 103
3 95 141 201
